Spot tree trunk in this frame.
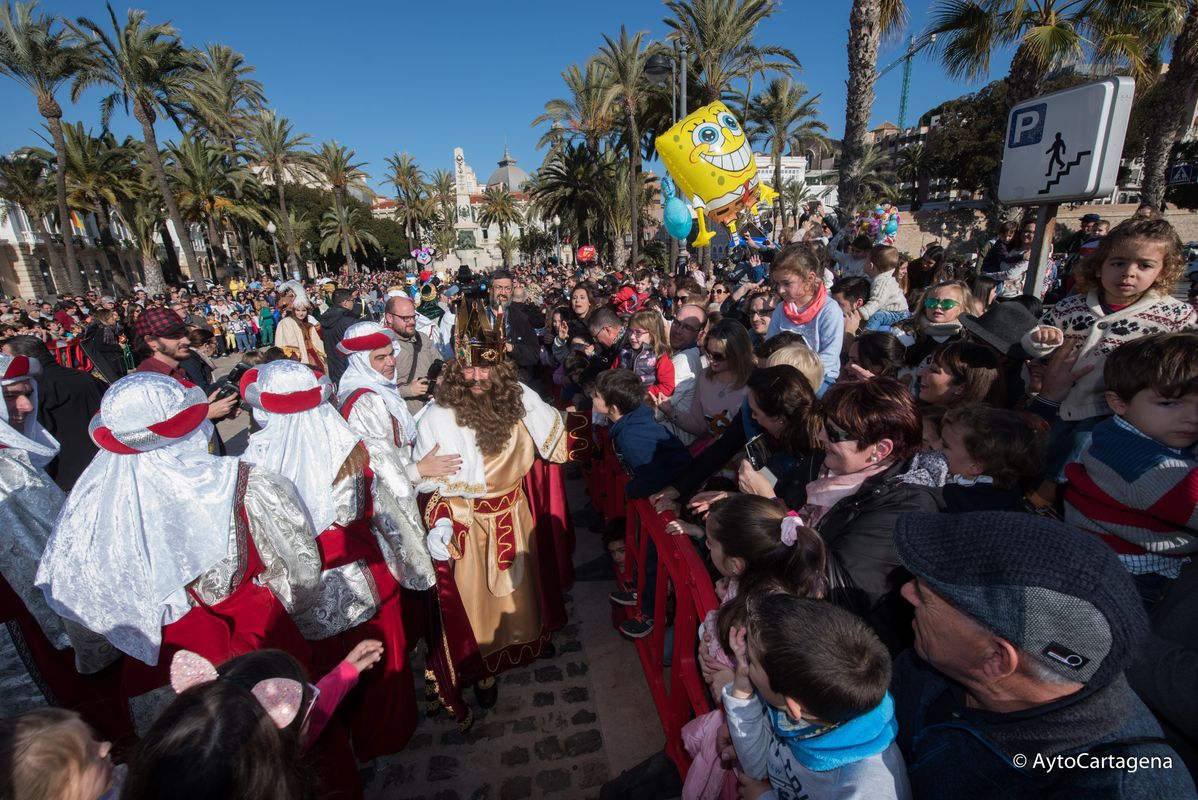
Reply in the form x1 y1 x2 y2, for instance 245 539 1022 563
840 0 883 217
274 169 300 271
629 104 640 268
136 101 199 283
158 222 181 288
31 216 69 297
334 191 356 272
1142 2 1198 209
42 110 83 294
98 200 133 289
206 214 227 282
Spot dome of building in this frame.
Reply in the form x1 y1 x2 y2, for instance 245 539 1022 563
486 146 530 192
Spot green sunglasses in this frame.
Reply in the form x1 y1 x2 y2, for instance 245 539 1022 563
924 298 961 311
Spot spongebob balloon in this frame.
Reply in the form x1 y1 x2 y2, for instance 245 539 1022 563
656 101 771 248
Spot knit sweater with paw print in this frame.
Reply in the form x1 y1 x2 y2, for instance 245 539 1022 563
1021 290 1197 421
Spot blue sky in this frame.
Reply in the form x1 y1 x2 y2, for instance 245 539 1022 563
0 0 1016 194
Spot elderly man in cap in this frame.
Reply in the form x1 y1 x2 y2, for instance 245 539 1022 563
891 511 1196 798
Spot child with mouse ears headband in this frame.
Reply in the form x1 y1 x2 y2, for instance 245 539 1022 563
121 641 384 800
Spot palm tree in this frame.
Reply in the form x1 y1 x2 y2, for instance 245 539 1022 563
477 185 523 237
385 152 425 247
70 4 201 285
840 0 908 215
318 204 378 262
747 77 828 230
856 143 900 209
529 142 615 245
925 0 1157 107
496 230 519 267
0 1 93 288
596 25 655 269
1141 2 1198 208
532 60 616 155
662 0 800 105
28 122 138 286
312 140 368 272
0 152 72 292
246 111 313 271
894 142 930 208
427 168 456 229
177 43 265 149
166 135 266 280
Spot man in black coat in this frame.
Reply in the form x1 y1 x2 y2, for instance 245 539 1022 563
1 335 107 491
319 287 361 384
485 270 541 385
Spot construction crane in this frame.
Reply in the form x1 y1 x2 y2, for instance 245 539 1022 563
877 34 935 129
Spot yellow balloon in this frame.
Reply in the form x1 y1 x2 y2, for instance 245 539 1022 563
656 101 763 246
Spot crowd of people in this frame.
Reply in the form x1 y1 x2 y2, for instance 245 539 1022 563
0 202 1196 800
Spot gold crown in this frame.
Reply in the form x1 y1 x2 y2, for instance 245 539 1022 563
454 301 507 367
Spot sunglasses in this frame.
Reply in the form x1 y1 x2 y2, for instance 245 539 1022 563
750 307 775 317
924 298 961 311
713 288 728 295
823 422 857 443
704 349 727 362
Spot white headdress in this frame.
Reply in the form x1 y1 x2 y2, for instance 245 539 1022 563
0 354 59 468
335 321 418 445
35 372 240 666
241 360 359 534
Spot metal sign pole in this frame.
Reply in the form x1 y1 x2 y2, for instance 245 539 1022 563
1023 203 1058 298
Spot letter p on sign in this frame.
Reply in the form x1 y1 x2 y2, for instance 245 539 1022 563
1009 103 1046 149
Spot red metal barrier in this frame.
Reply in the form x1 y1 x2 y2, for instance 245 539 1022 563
53 340 93 372
580 423 628 525
618 498 720 778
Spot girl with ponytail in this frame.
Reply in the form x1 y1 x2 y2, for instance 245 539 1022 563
674 494 827 800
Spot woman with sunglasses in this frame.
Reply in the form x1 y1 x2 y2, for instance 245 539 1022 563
805 378 942 652
660 319 754 448
893 280 972 368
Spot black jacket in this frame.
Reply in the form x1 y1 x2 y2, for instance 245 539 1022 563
34 358 107 491
319 305 359 384
814 458 944 654
503 302 542 371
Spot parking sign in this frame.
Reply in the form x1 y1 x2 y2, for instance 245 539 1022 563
997 77 1135 205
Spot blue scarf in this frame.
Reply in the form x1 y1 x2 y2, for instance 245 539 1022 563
767 692 898 772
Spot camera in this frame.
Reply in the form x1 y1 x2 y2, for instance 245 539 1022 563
213 361 252 405
425 359 445 398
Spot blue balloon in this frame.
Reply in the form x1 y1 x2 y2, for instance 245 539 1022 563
884 217 899 236
664 195 694 240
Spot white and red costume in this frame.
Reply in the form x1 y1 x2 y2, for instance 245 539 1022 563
35 372 321 734
241 360 433 758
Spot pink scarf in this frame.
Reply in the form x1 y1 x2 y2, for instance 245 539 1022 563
802 463 889 527
781 280 828 327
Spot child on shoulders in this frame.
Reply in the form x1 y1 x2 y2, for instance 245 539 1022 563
1065 332 1198 608
854 246 909 332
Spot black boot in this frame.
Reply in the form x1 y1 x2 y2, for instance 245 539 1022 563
473 677 498 709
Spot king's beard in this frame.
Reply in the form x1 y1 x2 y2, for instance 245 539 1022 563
445 378 523 457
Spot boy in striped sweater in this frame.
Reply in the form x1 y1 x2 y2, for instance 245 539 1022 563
1064 332 1198 608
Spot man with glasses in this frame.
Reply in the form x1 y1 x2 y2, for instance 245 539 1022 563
385 294 439 414
486 270 541 384
746 292 778 347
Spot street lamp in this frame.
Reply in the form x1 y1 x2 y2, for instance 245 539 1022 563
266 221 283 283
552 214 561 266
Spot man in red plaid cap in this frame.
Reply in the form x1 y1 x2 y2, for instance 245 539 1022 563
133 305 237 421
